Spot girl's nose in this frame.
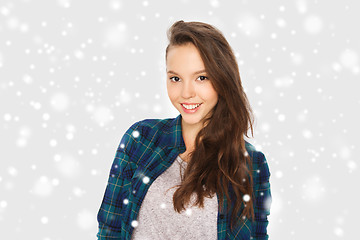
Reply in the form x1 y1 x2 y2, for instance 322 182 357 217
181 81 196 99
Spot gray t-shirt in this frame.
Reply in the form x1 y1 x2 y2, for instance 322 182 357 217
131 155 218 240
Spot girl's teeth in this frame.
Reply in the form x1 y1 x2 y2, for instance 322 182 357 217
183 104 200 109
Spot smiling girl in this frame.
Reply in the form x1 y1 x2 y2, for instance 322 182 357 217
97 20 271 240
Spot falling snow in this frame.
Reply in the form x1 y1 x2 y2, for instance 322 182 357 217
77 209 96 230
0 1 358 239
243 194 251 202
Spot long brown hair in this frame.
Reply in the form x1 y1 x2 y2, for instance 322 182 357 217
165 20 255 231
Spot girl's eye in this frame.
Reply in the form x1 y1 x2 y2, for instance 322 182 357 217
169 76 180 82
197 76 208 81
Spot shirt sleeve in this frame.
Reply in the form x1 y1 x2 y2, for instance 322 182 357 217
252 151 272 240
96 121 141 239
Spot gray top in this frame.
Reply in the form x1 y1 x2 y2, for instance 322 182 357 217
131 155 218 240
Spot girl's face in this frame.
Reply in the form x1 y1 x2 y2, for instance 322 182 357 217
166 43 218 129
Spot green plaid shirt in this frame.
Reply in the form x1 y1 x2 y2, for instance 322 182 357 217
97 114 271 239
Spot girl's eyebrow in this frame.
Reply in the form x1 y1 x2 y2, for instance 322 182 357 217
167 69 207 75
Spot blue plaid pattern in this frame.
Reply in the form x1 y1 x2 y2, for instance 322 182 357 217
97 114 271 239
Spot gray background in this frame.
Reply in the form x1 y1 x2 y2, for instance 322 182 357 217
0 0 359 239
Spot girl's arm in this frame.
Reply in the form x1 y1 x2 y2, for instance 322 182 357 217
97 121 141 239
252 151 272 240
